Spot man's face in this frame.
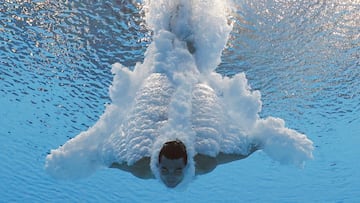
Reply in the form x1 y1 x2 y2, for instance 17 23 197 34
158 155 186 188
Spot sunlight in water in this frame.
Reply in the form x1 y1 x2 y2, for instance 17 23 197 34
45 0 313 190
0 0 359 202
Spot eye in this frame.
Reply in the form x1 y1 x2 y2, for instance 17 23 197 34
175 168 183 175
161 167 169 175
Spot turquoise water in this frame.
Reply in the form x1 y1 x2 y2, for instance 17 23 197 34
1 0 359 202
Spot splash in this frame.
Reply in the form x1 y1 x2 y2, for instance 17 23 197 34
45 0 313 183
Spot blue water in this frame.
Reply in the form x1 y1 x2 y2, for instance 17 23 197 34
1 0 359 202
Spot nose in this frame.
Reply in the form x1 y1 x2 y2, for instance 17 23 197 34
165 169 177 176
165 177 179 187
165 173 177 180
165 173 179 182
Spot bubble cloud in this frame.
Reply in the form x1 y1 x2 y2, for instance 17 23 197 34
45 0 313 181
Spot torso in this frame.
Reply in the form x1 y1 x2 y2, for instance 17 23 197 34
121 73 224 162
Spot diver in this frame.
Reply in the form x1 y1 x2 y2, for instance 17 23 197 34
107 69 261 188
110 140 259 188
44 0 313 188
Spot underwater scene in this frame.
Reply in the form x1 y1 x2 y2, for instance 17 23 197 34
1 0 359 202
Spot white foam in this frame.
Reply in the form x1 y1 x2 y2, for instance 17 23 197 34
45 0 313 182
143 0 233 74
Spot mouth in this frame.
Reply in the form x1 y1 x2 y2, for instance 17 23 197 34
166 180 178 188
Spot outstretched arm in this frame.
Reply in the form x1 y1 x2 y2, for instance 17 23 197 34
110 157 155 179
217 143 260 165
194 144 260 175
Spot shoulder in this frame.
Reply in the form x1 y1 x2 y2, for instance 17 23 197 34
194 154 217 175
110 157 155 179
215 144 260 164
194 150 258 175
215 152 248 165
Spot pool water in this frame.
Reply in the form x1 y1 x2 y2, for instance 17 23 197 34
1 0 359 202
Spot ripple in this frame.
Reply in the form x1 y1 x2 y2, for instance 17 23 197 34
221 0 360 129
1 0 359 201
0 0 150 137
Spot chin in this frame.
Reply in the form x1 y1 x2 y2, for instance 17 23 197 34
166 181 179 188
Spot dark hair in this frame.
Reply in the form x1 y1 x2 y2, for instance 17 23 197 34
159 140 187 165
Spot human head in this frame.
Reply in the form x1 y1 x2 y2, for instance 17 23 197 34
158 140 187 188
